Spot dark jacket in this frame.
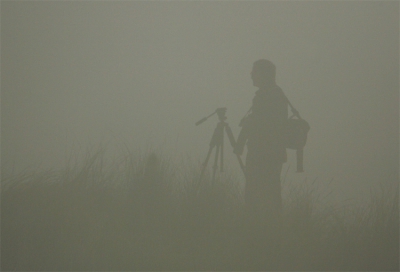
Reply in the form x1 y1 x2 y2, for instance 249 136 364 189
236 85 288 163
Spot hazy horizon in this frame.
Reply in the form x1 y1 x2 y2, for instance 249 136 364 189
2 1 399 203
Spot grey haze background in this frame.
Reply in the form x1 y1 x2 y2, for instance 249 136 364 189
2 1 398 202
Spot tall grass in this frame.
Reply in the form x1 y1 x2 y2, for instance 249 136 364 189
1 148 398 271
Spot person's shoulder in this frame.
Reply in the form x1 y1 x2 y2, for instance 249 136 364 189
271 86 287 103
271 85 284 95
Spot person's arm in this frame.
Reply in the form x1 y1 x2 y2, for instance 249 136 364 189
234 127 248 155
233 112 251 155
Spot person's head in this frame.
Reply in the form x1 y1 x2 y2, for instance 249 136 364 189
251 59 276 88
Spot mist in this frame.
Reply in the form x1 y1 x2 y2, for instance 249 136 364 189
1 1 399 270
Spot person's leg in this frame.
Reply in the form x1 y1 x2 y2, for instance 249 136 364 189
244 152 284 269
264 162 283 218
244 154 265 268
262 162 284 268
244 157 268 225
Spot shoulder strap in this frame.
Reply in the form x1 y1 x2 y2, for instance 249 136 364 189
282 92 302 119
272 86 303 119
241 88 303 121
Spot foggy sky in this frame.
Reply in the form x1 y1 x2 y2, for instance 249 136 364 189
2 1 399 202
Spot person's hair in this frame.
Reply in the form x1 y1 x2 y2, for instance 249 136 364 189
253 59 276 81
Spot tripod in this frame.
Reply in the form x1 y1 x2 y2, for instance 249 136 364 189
196 108 245 184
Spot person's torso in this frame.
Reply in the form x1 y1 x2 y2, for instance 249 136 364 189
246 85 288 161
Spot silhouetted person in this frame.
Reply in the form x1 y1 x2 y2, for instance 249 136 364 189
234 59 288 222
234 59 288 268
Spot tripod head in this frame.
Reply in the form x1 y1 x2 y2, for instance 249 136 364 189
195 107 227 126
215 107 227 121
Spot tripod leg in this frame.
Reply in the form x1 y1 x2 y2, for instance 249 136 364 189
225 123 246 175
200 144 214 183
220 132 224 172
212 143 220 183
200 121 224 184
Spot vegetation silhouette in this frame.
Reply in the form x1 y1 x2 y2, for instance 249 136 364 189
1 147 398 271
